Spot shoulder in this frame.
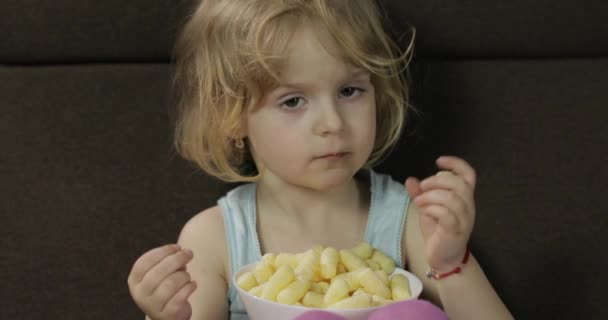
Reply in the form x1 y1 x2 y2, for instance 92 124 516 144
179 206 225 243
178 206 229 279
369 170 409 199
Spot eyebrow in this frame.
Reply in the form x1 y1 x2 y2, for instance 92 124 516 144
275 70 371 92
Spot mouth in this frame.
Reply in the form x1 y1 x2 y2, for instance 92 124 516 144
317 152 349 160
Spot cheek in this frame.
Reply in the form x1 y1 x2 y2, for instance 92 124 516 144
353 99 377 143
364 110 377 151
355 101 377 161
340 104 376 167
247 116 304 162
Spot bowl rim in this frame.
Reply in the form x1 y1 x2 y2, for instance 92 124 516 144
232 262 423 311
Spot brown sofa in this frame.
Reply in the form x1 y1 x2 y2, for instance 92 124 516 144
2 0 607 319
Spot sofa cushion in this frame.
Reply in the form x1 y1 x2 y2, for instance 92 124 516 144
381 58 608 318
2 58 607 319
0 64 234 319
2 0 607 63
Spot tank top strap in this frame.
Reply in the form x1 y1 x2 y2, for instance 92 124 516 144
364 169 411 268
218 183 262 320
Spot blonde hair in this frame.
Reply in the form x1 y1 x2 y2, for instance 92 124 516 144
171 0 415 182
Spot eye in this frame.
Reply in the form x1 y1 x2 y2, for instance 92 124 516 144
280 97 303 109
340 87 364 98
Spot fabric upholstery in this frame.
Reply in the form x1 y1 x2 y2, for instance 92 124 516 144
2 1 606 319
2 0 608 63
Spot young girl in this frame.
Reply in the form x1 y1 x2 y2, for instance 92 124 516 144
128 0 513 319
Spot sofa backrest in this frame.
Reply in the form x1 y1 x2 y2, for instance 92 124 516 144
2 1 607 319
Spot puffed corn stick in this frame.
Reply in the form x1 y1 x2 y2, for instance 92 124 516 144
324 278 350 306
294 249 320 281
277 278 311 305
371 294 394 306
312 245 324 255
328 292 372 309
391 274 411 301
351 242 374 259
320 247 339 279
236 271 258 291
375 270 389 285
248 283 265 297
339 249 367 272
356 268 391 299
253 263 274 284
370 250 396 275
365 259 382 271
261 265 295 301
274 253 299 269
261 253 276 267
331 271 361 292
302 291 324 308
310 281 329 294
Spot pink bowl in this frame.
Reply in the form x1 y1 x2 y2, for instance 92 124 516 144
233 263 423 320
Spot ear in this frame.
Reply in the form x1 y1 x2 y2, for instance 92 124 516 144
236 115 249 139
232 124 247 141
223 114 248 139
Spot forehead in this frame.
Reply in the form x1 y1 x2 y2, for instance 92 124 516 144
278 24 365 84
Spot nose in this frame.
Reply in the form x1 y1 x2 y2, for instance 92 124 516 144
312 98 344 136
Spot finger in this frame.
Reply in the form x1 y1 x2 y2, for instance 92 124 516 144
161 281 197 320
129 244 181 286
151 271 192 311
420 205 460 233
419 171 473 199
140 249 194 296
436 156 476 188
405 177 423 198
413 189 471 221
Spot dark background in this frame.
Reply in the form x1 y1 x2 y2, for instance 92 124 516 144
2 0 607 319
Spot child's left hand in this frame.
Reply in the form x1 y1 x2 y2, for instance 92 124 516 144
405 156 476 273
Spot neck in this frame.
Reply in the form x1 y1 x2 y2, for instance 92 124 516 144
256 173 367 228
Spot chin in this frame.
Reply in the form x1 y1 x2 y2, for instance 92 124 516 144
306 168 357 191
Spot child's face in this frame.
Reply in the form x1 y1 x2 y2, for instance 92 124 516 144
245 24 376 190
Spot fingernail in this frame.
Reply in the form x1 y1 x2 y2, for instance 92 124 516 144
183 248 194 257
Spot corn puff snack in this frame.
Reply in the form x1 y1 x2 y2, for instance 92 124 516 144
351 242 374 259
236 242 414 309
391 274 411 301
277 278 311 305
261 265 295 301
320 247 339 279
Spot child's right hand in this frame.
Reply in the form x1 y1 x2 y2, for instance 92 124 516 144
128 244 197 320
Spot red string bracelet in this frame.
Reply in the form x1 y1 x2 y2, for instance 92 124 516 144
425 247 471 280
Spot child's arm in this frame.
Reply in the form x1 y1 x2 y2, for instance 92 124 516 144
403 156 513 320
130 207 230 320
404 204 513 319
176 207 230 320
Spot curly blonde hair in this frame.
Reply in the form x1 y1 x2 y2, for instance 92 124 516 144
171 0 415 182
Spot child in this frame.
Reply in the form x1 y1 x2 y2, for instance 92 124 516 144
127 0 513 319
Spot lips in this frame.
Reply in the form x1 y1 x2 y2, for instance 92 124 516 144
317 152 349 159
